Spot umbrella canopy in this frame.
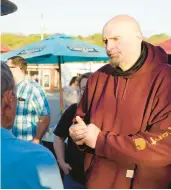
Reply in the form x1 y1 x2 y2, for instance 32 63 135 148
1 34 108 63
1 0 18 16
1 34 108 112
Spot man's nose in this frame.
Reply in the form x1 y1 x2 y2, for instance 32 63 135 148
106 40 115 53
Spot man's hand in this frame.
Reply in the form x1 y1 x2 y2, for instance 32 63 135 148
58 161 72 175
69 116 87 143
76 123 101 149
69 116 101 149
32 138 40 144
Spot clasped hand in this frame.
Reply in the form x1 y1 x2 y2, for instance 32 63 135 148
69 116 101 149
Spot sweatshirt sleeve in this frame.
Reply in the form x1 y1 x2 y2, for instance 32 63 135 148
95 76 171 167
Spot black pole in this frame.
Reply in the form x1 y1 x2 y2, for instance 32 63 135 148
58 56 64 114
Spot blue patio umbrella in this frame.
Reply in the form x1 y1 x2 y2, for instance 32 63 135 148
2 34 109 111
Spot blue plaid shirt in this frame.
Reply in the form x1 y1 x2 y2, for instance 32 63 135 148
12 78 50 140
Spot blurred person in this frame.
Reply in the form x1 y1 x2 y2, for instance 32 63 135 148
7 56 50 143
33 74 39 83
63 76 78 108
69 15 171 188
1 62 63 189
53 72 92 189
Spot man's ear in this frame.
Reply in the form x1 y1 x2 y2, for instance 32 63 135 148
2 90 13 109
136 31 143 42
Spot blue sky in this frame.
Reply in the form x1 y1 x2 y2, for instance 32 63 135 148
1 0 171 37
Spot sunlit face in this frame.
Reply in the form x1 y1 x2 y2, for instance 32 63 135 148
103 22 141 69
77 77 88 102
75 79 79 87
103 35 123 67
7 59 17 80
7 59 23 82
79 78 88 96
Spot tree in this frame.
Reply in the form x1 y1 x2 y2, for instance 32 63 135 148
147 33 170 44
1 33 170 50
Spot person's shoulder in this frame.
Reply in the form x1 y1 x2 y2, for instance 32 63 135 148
2 137 61 189
17 139 55 162
27 79 47 96
63 85 73 92
155 64 171 91
88 63 112 82
31 144 56 164
54 103 77 133
92 63 112 76
28 79 43 89
18 141 63 189
160 63 171 78
17 79 32 91
21 79 40 91
62 103 77 117
61 103 77 119
65 103 77 112
161 63 171 71
97 63 112 72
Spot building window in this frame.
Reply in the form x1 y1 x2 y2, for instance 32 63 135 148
44 74 50 88
43 70 51 89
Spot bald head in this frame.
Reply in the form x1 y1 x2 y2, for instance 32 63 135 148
103 15 142 38
102 15 143 71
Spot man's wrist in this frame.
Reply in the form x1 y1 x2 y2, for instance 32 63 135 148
92 130 101 149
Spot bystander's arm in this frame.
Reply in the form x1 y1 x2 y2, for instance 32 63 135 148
53 136 72 174
33 115 50 143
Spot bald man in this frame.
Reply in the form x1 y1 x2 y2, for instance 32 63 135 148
69 15 171 189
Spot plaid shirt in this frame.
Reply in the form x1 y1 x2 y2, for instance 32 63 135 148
12 79 50 141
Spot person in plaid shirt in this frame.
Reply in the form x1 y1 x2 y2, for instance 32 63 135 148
7 56 50 143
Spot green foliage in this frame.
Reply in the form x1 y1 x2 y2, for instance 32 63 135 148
1 32 170 50
148 33 170 44
1 33 52 49
1 33 26 49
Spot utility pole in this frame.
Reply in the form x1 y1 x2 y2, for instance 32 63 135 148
40 14 45 40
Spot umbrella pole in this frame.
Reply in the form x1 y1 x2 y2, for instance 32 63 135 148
58 56 64 114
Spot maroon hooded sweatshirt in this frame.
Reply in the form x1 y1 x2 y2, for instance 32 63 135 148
76 42 171 189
